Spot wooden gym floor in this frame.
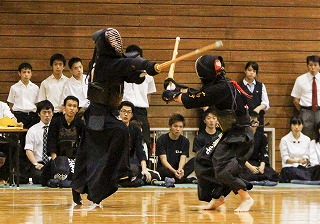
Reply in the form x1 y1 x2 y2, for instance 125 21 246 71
0 184 320 223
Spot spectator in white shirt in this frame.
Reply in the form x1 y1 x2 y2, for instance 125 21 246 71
38 53 69 116
7 62 39 128
25 100 54 184
61 57 89 108
279 116 311 182
291 55 320 139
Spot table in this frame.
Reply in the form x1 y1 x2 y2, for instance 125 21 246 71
0 128 28 187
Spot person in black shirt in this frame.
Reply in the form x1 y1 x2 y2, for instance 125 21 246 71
239 111 280 184
193 108 222 153
0 151 9 184
117 101 160 187
156 113 194 184
47 96 85 184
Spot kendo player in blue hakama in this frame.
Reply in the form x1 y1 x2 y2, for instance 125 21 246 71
71 28 160 206
162 55 255 212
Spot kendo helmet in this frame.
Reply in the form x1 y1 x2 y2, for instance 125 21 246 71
195 54 225 85
92 28 123 57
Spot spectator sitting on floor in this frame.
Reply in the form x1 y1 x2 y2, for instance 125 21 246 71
239 111 280 185
279 115 320 183
155 113 196 184
25 100 54 185
0 152 9 184
118 101 161 187
193 107 222 153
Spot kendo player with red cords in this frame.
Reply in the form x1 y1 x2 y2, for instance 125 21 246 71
162 55 255 212
71 28 161 206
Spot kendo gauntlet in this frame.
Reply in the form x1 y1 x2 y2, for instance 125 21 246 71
162 90 182 103
163 77 189 91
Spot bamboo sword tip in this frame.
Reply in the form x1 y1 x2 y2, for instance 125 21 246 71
216 40 223 47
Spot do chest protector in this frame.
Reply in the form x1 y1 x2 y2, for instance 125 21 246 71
87 82 123 107
58 127 78 159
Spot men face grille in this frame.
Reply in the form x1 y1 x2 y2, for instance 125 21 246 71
105 28 123 55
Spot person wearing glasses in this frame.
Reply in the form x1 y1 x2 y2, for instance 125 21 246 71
117 101 160 187
239 111 280 185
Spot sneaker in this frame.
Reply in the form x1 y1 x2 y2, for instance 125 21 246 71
263 180 278 186
192 179 198 184
164 177 175 188
291 180 320 185
47 179 60 188
119 177 144 188
250 180 278 186
185 177 197 184
59 179 72 188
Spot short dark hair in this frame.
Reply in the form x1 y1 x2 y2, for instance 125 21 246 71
169 113 185 127
130 120 143 129
244 61 259 75
306 55 320 64
36 100 54 114
125 45 143 57
63 95 79 106
18 62 32 72
0 151 7 158
68 57 82 69
290 115 303 125
203 107 218 120
119 101 135 113
50 53 66 67
249 111 259 119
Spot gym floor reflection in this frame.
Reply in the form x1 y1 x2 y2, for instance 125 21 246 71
0 186 319 223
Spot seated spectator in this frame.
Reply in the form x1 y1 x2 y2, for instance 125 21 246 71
155 113 195 184
25 100 54 184
118 101 160 187
46 95 85 188
239 111 280 183
0 152 9 184
279 116 312 182
193 107 222 153
309 121 320 166
0 101 23 126
0 101 24 183
122 45 157 154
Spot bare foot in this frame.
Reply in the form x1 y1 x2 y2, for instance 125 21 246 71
87 202 103 211
203 196 226 210
234 196 254 212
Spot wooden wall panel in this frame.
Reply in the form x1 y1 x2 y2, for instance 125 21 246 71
1 0 320 172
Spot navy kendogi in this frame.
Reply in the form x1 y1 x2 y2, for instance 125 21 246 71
71 28 159 205
162 55 254 203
